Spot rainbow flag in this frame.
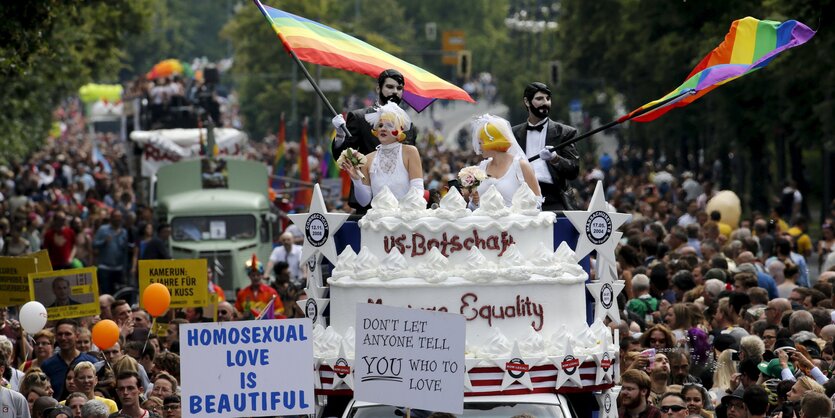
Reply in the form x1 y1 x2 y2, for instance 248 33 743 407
321 129 341 179
621 17 815 122
253 1 475 112
271 116 286 190
294 120 312 207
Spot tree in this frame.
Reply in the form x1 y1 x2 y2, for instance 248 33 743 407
0 1 151 162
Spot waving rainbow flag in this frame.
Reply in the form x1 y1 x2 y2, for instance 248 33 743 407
253 0 474 112
621 17 815 122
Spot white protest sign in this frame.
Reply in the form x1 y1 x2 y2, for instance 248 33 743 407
354 304 466 414
180 319 314 418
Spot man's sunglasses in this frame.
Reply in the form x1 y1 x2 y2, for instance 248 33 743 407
659 405 687 413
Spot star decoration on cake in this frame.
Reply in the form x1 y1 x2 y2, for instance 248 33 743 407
587 280 625 324
549 337 585 389
287 183 350 264
595 386 621 418
297 297 329 328
493 342 544 391
324 342 354 390
463 358 483 391
592 350 616 385
563 181 631 263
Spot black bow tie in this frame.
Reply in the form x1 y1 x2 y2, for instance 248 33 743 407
526 123 545 132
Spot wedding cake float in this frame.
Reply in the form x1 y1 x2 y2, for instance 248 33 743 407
310 181 627 397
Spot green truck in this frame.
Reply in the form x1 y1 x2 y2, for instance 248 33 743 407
154 157 275 300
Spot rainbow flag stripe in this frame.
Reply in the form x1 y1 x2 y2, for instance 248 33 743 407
255 1 474 112
623 17 815 122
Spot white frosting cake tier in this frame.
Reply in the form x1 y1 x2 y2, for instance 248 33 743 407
356 186 557 264
328 274 589 349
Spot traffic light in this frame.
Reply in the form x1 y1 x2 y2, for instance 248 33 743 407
457 50 472 78
550 61 562 87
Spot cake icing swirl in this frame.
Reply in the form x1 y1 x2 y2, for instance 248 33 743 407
510 183 540 215
473 185 510 217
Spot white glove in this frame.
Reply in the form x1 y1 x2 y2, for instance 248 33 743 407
538 147 557 161
332 115 347 147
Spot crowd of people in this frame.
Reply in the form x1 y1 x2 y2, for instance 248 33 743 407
4 69 835 418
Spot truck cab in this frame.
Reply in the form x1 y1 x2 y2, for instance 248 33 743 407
155 157 275 300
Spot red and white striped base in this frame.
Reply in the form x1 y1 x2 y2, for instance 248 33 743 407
316 361 614 397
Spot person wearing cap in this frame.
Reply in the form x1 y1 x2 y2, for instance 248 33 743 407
234 255 281 319
717 387 746 418
511 82 580 211
162 395 181 418
331 69 417 213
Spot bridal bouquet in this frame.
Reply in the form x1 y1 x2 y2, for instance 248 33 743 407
458 166 487 191
337 148 367 179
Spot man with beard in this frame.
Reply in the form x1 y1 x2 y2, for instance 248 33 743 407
512 82 580 211
331 69 417 212
618 369 661 418
648 353 670 406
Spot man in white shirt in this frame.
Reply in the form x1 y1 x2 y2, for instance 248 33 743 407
511 82 580 211
266 232 305 286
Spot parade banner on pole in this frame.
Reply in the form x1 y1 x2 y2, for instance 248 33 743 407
180 319 314 418
28 267 100 320
0 257 37 306
354 304 466 415
139 259 208 309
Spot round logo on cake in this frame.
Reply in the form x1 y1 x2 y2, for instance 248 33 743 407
585 210 612 245
505 358 530 379
561 355 580 376
305 213 329 247
305 299 318 322
600 352 612 372
600 283 614 309
307 257 317 273
333 358 350 377
603 393 612 412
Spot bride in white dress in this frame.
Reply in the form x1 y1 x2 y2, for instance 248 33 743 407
339 103 424 206
466 114 542 208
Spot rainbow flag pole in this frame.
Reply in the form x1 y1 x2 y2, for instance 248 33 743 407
252 0 350 137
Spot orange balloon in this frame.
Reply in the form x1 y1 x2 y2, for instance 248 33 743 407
143 283 171 317
92 320 120 350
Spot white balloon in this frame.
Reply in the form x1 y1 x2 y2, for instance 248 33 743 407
19 301 48 334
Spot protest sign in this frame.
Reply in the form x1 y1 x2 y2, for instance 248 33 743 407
354 304 466 414
0 257 37 306
139 259 208 308
29 267 100 320
180 319 314 418
25 250 53 272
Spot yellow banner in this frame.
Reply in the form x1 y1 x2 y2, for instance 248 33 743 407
25 250 53 272
0 257 37 306
28 267 100 320
139 259 208 309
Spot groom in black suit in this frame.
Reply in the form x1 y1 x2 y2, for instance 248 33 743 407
512 82 580 211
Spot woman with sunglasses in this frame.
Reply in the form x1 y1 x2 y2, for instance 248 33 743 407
19 369 54 417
